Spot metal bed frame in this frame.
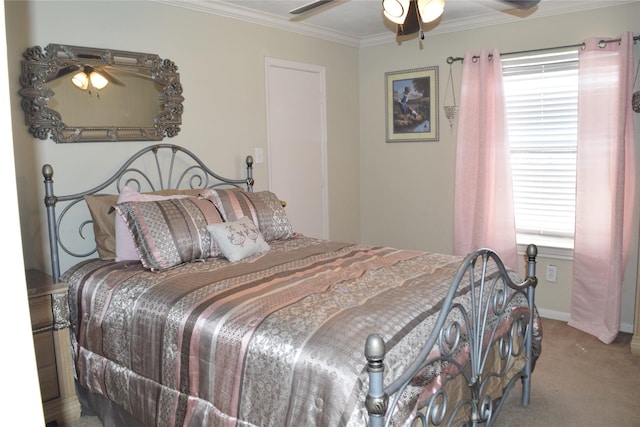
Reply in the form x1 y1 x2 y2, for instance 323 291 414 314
42 143 254 282
365 245 539 426
41 143 539 426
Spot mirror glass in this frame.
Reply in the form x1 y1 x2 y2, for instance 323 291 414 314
48 70 160 127
19 44 184 143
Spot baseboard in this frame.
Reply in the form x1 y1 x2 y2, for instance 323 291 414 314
537 308 633 334
631 335 640 356
537 308 570 323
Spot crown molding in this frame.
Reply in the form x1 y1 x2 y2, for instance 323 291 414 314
153 0 637 49
154 0 363 47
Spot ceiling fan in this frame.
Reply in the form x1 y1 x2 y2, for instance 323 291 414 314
290 0 541 37
53 64 125 91
48 52 149 92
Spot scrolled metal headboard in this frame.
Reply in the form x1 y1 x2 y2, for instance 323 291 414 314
43 143 254 281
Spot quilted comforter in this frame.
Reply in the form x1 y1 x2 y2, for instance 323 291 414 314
63 236 537 427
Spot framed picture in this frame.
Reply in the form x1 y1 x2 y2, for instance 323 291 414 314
385 66 439 142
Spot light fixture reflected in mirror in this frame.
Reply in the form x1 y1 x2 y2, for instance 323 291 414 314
71 71 89 90
71 66 109 91
89 71 108 89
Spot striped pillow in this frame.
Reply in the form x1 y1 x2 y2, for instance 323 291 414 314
201 189 294 242
84 187 203 260
114 197 224 271
201 188 257 223
115 186 193 262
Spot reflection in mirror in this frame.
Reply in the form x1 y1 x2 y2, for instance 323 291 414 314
19 44 184 143
48 70 160 127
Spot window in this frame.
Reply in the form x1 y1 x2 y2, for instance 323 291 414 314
502 49 579 251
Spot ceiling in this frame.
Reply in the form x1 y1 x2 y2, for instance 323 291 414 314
159 0 636 47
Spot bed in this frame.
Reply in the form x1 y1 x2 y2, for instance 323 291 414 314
41 143 542 427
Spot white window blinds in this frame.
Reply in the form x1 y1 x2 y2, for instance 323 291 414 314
502 49 579 249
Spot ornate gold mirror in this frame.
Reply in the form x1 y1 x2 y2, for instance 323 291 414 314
19 44 184 143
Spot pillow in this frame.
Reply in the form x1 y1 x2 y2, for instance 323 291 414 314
115 186 191 261
114 197 224 271
85 188 203 260
85 194 118 259
199 188 248 222
207 216 270 262
201 188 294 242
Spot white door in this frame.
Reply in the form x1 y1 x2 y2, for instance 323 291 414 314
265 58 328 239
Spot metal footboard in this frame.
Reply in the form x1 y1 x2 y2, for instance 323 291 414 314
366 244 538 427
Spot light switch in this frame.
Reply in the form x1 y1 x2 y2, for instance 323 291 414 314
254 148 264 164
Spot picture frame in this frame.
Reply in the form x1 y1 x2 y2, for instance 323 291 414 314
385 66 439 142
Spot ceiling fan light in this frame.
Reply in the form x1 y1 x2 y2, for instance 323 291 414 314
89 71 109 90
417 0 444 23
71 71 89 90
383 0 411 24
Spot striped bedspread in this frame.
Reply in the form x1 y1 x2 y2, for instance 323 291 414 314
63 236 533 427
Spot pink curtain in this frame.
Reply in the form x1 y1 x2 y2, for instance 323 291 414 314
453 49 517 269
569 32 636 344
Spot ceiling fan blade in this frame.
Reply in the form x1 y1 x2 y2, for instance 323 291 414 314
49 64 81 82
103 65 150 80
97 68 125 86
289 0 335 15
498 0 540 9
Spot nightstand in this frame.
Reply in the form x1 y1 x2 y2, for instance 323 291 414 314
26 270 81 425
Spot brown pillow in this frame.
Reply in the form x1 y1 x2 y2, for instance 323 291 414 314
84 188 203 260
85 194 118 259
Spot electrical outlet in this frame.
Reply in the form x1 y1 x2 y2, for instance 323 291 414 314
545 264 558 283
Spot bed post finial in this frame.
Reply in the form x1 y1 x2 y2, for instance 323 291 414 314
365 334 388 427
525 244 538 287
245 155 254 192
42 163 53 179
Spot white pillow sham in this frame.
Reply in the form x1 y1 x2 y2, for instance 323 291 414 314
207 216 270 262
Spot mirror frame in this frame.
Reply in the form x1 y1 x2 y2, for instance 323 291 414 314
19 44 184 143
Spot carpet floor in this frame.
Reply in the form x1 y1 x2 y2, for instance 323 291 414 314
494 318 639 426
54 318 639 427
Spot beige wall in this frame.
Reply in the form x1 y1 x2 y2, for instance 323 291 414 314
5 1 640 330
0 1 45 422
359 2 640 330
6 1 361 275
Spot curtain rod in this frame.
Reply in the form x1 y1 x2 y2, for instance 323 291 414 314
446 34 640 64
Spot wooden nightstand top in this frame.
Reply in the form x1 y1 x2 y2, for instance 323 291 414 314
26 270 68 298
